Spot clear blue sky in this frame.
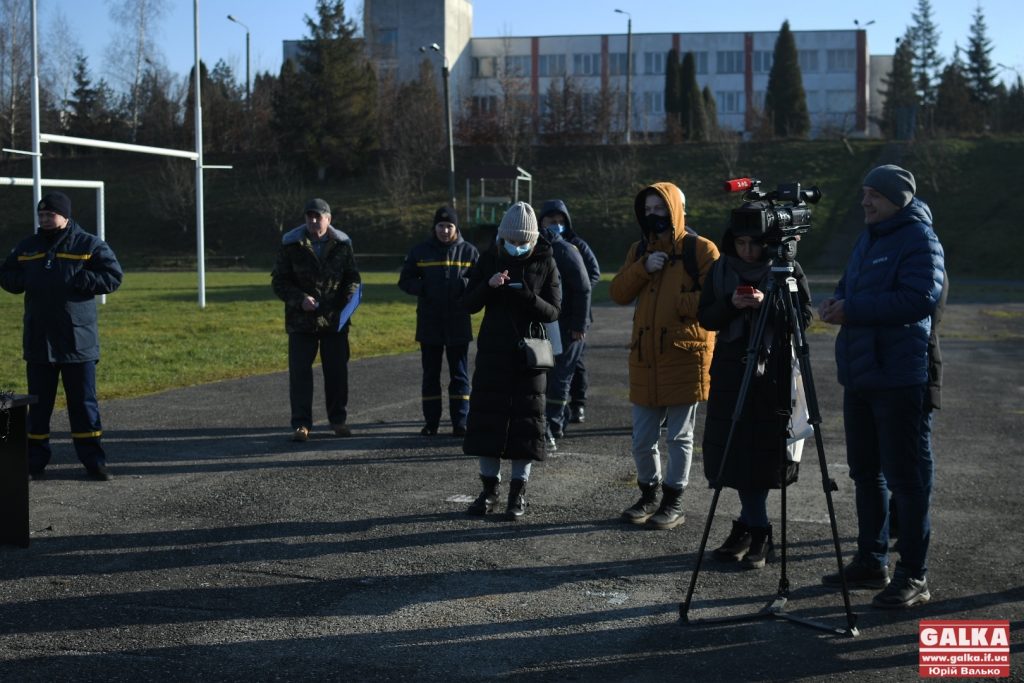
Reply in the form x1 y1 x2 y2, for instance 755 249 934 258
46 0 1023 87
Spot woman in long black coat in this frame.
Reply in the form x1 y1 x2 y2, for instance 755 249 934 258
462 202 561 520
697 228 812 568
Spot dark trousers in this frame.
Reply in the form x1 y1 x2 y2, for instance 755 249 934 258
26 360 106 472
843 383 933 578
421 343 470 429
288 329 349 429
569 342 588 408
545 337 586 433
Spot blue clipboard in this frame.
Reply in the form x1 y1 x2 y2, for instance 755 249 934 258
337 284 362 331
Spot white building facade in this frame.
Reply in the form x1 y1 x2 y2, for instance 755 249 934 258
357 0 875 138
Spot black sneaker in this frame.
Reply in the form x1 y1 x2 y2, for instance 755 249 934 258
570 406 585 423
872 569 930 609
85 465 112 482
822 555 890 589
452 425 467 437
420 425 438 436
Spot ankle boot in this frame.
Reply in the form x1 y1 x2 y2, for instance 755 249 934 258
743 525 774 569
621 481 661 525
713 519 753 562
647 485 685 530
467 475 500 516
506 479 527 520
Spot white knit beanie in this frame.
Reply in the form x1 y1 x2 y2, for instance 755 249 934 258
497 202 539 245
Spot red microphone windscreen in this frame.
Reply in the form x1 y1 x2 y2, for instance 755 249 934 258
724 178 753 193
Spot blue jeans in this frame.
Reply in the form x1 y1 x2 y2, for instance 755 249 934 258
843 384 933 578
569 344 588 407
420 344 470 429
631 403 698 490
26 361 106 471
545 337 586 434
288 330 349 429
738 489 770 527
479 456 532 482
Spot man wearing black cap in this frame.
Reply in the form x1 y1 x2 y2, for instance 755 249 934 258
272 198 361 442
0 191 123 480
818 164 945 608
398 206 479 436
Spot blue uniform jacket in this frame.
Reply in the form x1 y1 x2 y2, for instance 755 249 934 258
834 197 945 390
0 221 123 363
398 232 479 346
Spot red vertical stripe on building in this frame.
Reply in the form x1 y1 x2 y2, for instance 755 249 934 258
856 30 867 133
531 36 540 123
673 33 680 53
744 33 753 130
601 35 609 90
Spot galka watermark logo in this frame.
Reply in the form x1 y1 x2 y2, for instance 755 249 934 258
919 620 1010 678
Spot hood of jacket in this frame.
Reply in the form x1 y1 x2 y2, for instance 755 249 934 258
539 199 574 241
282 224 351 246
868 196 933 238
633 182 687 248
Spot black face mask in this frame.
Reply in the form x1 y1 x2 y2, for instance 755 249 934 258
644 214 671 235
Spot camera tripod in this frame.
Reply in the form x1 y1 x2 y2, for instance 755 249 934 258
679 248 859 637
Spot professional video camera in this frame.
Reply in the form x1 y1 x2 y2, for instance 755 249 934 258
724 177 822 244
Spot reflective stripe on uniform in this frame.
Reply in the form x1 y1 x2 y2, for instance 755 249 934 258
27 432 50 440
416 260 474 268
71 430 103 439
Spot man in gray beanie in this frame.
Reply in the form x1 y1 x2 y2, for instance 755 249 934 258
818 165 945 608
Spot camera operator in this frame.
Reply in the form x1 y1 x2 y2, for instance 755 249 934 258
818 164 945 609
697 229 812 568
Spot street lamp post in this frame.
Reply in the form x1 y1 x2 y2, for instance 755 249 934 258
615 9 632 144
421 42 456 209
226 14 251 106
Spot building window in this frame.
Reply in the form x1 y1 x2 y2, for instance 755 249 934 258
538 54 566 77
504 55 531 78
799 50 819 73
643 91 664 114
805 90 820 112
473 56 496 78
608 52 633 76
374 27 397 60
573 53 600 76
716 50 744 74
827 49 856 72
685 51 708 75
472 96 497 115
716 90 745 113
644 51 665 75
825 90 855 112
753 51 773 74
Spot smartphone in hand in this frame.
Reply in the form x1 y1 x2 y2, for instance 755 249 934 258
735 285 756 296
506 282 524 289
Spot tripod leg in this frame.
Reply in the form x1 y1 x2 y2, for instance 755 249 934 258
681 277 778 623
784 282 859 636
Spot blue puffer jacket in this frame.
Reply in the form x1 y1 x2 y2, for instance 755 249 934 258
834 197 945 390
0 221 123 363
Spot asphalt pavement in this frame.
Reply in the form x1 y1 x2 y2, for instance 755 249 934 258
1 296 1022 682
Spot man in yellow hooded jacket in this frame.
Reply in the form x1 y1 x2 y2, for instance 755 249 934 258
610 182 719 529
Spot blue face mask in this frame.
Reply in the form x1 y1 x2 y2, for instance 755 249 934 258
552 223 565 235
503 241 531 257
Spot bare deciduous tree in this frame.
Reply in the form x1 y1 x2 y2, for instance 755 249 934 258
104 0 169 142
0 0 30 151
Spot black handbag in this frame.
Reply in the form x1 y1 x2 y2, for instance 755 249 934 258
514 320 554 370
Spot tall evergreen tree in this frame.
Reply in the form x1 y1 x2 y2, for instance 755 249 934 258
965 3 998 106
880 32 919 139
935 47 977 132
702 85 718 134
69 54 99 138
272 0 377 179
664 49 682 117
681 52 706 141
909 0 944 107
764 20 809 138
